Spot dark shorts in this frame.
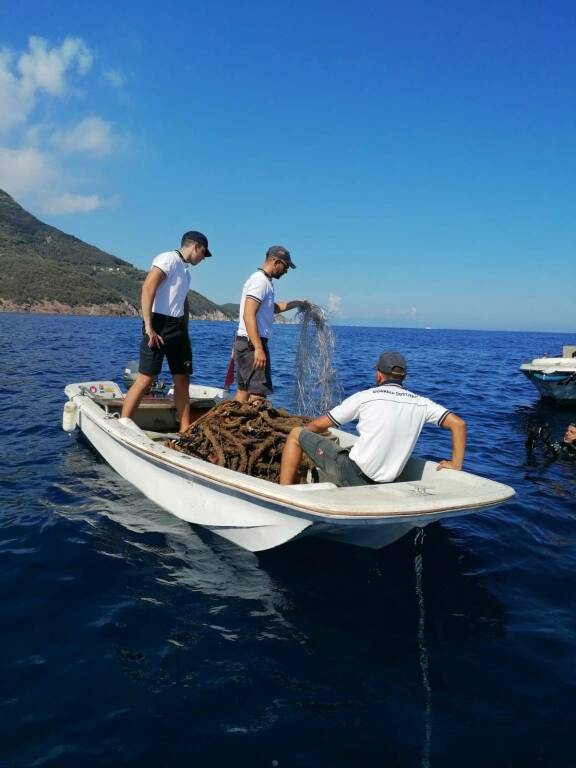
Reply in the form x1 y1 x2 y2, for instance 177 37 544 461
234 336 272 396
139 313 192 377
298 430 377 487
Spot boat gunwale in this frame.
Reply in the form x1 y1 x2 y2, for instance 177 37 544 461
70 390 515 521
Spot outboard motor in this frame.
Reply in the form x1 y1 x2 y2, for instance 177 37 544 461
123 360 167 396
123 360 139 389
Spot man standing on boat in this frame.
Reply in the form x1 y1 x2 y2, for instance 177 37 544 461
121 231 212 432
279 351 466 485
234 245 307 403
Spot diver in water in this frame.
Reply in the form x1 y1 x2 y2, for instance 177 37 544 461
526 421 576 461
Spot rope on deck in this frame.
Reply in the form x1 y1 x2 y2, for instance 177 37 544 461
165 400 318 483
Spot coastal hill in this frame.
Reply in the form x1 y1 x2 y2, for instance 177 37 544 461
0 189 239 319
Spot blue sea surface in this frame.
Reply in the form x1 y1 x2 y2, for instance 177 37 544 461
1 313 575 767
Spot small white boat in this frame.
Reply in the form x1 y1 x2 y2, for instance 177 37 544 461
62 381 515 552
520 345 576 404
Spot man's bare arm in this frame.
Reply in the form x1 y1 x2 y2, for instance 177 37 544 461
141 267 166 348
437 412 466 471
183 296 190 328
300 415 335 434
243 297 267 369
274 299 308 313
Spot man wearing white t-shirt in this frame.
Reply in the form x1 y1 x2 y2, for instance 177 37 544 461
280 351 466 485
234 245 307 402
121 231 212 431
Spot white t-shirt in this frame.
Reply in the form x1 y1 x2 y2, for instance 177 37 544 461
237 269 275 340
328 383 450 483
150 250 191 317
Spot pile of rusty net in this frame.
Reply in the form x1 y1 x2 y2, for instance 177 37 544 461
165 400 318 483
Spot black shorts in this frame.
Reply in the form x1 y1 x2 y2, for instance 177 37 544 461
234 336 272 396
139 313 192 377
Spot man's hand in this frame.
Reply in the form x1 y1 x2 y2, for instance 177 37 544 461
436 459 462 471
253 346 267 369
145 327 164 349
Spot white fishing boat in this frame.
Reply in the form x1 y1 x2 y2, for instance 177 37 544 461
520 345 576 404
62 380 515 552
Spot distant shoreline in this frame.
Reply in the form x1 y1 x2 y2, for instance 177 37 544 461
0 299 237 321
0 301 301 323
0 306 571 333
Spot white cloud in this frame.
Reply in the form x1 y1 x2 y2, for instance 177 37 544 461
0 37 93 132
51 116 115 156
377 305 418 318
104 68 126 88
0 36 125 215
0 146 56 196
43 192 102 214
17 36 92 98
0 49 31 131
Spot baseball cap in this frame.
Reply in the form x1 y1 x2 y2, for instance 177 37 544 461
182 230 212 257
377 351 407 373
267 245 296 269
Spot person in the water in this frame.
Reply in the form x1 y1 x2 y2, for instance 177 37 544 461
526 421 576 461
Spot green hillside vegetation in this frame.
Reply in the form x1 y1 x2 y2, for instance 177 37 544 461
188 291 236 317
0 189 238 317
0 251 125 306
220 302 241 315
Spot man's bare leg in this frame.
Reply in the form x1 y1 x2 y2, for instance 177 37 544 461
121 372 155 420
173 373 191 432
279 427 304 485
235 389 249 403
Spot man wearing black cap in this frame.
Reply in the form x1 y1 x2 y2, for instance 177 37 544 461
234 245 308 403
121 231 212 431
280 351 466 485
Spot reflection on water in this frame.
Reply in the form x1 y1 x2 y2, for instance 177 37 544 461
58 442 292 612
60 438 507 642
57 439 507 764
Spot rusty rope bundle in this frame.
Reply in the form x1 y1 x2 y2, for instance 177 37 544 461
165 400 317 483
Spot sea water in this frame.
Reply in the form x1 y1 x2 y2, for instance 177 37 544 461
0 314 575 767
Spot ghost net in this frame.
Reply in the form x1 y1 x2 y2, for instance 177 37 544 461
164 304 340 483
165 400 318 484
294 303 340 418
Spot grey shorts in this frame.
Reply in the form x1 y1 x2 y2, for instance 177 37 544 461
234 336 273 396
298 430 377 487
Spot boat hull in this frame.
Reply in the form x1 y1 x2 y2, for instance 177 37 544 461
78 408 445 551
65 382 515 552
521 369 576 403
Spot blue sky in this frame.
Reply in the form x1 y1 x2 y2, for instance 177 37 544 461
1 1 574 331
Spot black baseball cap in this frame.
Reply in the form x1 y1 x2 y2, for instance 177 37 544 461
377 351 407 373
267 245 296 269
181 230 212 257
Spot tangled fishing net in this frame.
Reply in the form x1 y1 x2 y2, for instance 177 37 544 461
166 400 319 483
165 303 340 483
294 303 340 417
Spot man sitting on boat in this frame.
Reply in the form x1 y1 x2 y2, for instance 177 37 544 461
279 351 467 486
